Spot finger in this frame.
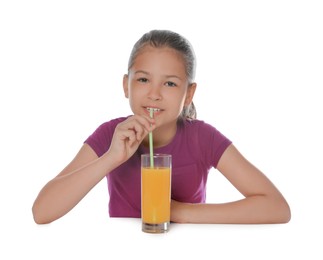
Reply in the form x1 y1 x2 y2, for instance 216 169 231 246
119 129 138 147
131 115 156 132
123 116 155 138
133 122 149 141
120 121 145 142
116 116 156 145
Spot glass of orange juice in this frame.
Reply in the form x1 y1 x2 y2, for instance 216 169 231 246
141 154 172 233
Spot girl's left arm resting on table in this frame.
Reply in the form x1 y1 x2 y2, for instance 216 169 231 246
171 144 291 224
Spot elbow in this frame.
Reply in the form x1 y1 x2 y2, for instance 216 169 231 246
32 212 52 225
32 203 53 225
33 217 48 225
32 207 45 225
33 216 49 225
273 197 291 224
257 194 291 224
280 201 291 223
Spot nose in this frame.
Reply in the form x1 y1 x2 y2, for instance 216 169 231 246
147 86 162 101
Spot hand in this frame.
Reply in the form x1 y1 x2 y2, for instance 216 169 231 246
108 115 155 164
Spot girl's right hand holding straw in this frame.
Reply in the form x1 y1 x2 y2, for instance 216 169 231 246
108 115 155 164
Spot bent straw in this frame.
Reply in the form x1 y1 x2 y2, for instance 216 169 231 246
149 109 154 167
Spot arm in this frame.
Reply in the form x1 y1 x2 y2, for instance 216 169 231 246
170 144 291 224
32 144 115 224
32 115 155 224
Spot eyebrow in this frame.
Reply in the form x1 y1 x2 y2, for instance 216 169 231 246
134 70 183 81
134 70 150 75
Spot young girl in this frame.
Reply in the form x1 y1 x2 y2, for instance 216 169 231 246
32 30 291 224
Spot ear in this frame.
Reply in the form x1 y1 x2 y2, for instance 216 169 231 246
184 83 197 106
123 74 129 98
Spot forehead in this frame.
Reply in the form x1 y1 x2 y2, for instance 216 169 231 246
131 45 186 73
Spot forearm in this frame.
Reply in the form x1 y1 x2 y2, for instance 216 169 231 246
171 195 291 224
32 152 118 224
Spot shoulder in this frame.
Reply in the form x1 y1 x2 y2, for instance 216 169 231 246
98 116 129 129
179 118 231 149
91 116 130 140
180 119 221 135
180 119 232 167
84 116 129 157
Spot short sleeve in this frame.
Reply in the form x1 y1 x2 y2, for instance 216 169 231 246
198 122 232 168
84 117 127 157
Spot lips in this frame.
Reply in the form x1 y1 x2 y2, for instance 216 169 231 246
146 107 161 112
144 107 164 117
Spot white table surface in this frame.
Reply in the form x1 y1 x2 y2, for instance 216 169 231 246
1 210 320 260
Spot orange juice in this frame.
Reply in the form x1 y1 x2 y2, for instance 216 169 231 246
141 167 171 224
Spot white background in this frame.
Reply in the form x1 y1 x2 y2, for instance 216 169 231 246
1 0 322 259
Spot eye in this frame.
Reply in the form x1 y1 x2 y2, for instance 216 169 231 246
165 81 177 87
137 77 148 83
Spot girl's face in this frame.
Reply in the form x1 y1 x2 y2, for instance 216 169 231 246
123 45 196 129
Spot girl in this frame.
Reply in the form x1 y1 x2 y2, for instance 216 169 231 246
32 30 291 224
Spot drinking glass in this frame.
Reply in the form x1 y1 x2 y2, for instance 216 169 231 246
141 154 172 233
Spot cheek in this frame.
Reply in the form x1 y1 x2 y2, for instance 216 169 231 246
129 88 143 102
168 93 187 114
128 86 144 111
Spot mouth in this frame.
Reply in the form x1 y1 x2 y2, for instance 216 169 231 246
146 107 161 112
144 107 163 117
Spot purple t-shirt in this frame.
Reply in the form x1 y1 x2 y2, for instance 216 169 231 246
84 117 232 218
